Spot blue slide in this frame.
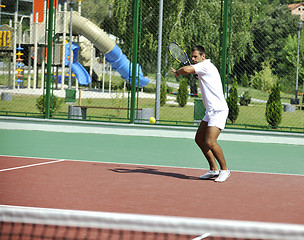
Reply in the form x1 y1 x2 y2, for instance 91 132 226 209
105 44 149 88
69 12 149 88
65 43 91 86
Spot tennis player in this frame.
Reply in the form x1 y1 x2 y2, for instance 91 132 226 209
171 45 230 182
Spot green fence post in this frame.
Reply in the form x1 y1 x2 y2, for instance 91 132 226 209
220 0 229 92
45 0 54 119
130 0 140 124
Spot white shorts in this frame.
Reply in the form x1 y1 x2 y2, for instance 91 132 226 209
202 110 228 130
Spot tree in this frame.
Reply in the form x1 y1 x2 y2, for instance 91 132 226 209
265 82 282 128
277 33 304 93
241 71 249 87
251 60 278 92
233 3 299 83
177 78 188 107
227 76 239 124
81 0 112 27
251 4 298 74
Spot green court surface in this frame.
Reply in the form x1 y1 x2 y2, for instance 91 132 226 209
0 128 303 175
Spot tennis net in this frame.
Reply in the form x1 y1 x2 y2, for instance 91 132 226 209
1 205 304 240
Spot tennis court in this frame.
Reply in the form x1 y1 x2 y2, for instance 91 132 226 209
1 118 304 239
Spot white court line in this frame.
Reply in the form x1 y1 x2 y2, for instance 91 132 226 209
0 159 65 172
192 233 211 240
1 154 303 177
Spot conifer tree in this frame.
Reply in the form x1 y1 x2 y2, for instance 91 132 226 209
265 82 282 128
227 77 239 124
177 78 188 107
241 71 249 87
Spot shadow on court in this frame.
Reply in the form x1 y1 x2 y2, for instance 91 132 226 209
109 167 201 180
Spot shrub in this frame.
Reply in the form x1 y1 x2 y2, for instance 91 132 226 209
177 78 188 107
36 94 63 116
227 76 239 124
239 91 251 106
251 60 277 92
143 83 156 93
265 82 282 128
241 71 249 87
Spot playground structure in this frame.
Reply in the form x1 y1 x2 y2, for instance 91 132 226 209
0 0 149 95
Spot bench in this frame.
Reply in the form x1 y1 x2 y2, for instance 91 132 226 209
283 103 304 112
292 104 304 110
68 105 153 122
73 106 140 111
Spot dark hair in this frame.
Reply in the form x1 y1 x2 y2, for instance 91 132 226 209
191 45 205 55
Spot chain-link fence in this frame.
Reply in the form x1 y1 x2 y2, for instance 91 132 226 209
0 0 303 132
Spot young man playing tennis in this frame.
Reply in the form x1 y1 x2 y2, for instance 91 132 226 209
171 45 230 182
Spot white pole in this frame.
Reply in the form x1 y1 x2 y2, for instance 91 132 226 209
61 1 67 90
68 0 73 90
13 12 18 90
109 64 112 93
33 11 38 90
27 13 33 89
41 0 47 90
102 55 105 93
90 42 93 87
74 3 80 92
18 17 23 46
76 73 79 91
295 21 301 100
29 13 33 44
78 0 82 15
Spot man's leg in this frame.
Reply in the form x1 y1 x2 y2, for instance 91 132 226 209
195 121 218 170
204 125 228 170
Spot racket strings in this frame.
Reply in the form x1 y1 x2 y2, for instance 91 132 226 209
169 43 189 64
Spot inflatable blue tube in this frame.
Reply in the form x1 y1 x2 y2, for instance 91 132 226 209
105 44 149 88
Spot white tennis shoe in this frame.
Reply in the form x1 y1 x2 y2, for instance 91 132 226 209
214 170 231 182
199 170 219 179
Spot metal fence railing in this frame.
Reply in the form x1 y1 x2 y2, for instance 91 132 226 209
0 0 303 132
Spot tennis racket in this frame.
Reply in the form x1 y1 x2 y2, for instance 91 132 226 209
168 42 191 65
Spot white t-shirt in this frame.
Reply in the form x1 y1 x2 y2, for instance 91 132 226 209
192 59 228 112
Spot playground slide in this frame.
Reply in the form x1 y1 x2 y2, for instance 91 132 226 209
71 62 91 86
65 42 91 86
67 11 149 88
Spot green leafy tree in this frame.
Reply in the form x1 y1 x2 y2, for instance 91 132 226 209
233 3 298 80
265 82 282 128
252 4 298 73
277 33 304 93
177 78 188 107
227 76 239 124
102 0 259 77
251 60 278 92
81 0 112 27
